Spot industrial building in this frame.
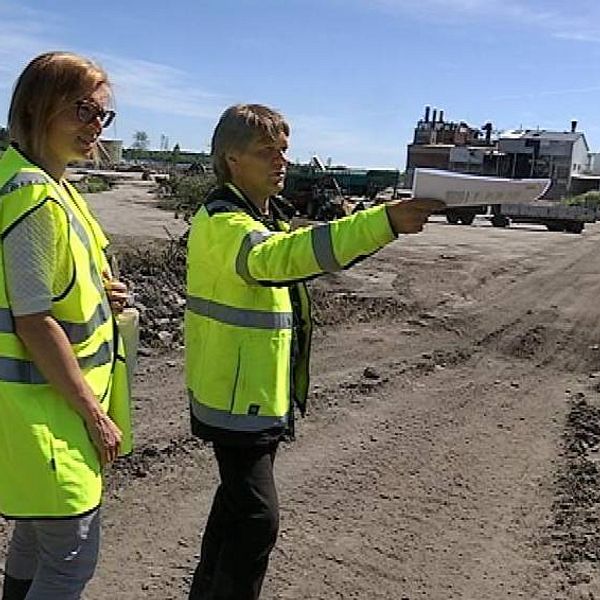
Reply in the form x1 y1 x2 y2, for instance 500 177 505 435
496 126 588 199
406 107 598 199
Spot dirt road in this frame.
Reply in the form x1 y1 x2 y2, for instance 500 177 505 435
85 179 188 240
3 206 600 599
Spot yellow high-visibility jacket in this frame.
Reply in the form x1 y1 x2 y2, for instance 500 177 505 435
186 183 395 438
0 145 129 518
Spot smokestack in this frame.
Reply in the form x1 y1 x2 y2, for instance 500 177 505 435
571 120 578 133
439 110 444 123
432 108 438 124
483 122 493 145
424 105 431 123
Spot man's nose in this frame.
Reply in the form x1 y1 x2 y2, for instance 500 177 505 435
273 150 288 165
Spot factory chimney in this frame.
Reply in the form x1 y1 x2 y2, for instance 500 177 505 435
432 108 438 124
483 122 493 145
439 110 444 123
424 105 431 123
571 120 578 133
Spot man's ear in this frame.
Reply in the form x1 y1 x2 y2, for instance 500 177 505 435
224 153 238 175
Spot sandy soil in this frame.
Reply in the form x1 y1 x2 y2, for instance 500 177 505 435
85 179 188 241
2 182 600 599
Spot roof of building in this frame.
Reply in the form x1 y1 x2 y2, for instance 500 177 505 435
500 129 586 143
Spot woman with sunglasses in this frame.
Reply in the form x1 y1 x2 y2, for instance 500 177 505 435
0 52 128 600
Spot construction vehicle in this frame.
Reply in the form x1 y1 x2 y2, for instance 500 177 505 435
284 157 401 219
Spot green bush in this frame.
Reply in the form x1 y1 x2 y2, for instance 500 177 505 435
74 175 113 194
158 173 217 221
564 191 600 208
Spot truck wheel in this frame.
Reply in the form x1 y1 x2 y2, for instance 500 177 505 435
564 221 584 234
459 213 475 226
491 215 509 228
446 212 460 225
546 222 563 232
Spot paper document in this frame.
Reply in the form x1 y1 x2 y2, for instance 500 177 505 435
413 168 551 207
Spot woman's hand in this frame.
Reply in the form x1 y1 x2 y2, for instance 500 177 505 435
103 273 128 314
84 409 122 465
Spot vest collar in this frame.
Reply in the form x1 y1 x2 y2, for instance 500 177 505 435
6 143 63 186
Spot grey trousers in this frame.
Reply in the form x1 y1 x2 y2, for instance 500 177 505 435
4 509 100 600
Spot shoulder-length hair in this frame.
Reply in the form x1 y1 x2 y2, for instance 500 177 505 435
8 51 109 159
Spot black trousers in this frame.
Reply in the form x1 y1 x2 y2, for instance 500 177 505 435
189 442 279 600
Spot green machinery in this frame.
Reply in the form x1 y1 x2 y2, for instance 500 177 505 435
283 158 402 220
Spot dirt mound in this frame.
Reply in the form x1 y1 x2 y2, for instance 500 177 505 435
475 307 600 376
310 288 409 327
503 324 553 359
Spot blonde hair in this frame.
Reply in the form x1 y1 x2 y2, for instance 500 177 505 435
8 51 109 159
211 104 290 185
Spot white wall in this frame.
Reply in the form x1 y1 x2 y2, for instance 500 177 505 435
570 136 589 174
588 153 600 175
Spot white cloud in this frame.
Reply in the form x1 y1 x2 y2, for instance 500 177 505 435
0 3 224 120
93 53 226 119
554 30 600 43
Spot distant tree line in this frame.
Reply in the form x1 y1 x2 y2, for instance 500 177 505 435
124 130 210 166
122 147 211 166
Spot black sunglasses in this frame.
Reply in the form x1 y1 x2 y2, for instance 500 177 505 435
75 100 116 128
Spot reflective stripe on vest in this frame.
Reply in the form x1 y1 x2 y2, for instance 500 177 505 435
0 172 47 196
189 391 287 432
58 301 108 343
0 339 112 384
0 303 108 344
47 181 112 331
51 184 110 307
187 295 292 329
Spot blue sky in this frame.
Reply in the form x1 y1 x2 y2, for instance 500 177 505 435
1 0 600 168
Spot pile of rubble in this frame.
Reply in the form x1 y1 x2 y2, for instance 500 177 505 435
118 236 187 351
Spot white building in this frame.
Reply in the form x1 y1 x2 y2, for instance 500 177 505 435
498 127 589 199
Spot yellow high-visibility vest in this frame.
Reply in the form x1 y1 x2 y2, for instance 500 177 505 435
0 145 129 518
185 183 394 434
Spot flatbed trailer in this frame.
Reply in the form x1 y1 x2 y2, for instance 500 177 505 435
445 203 596 233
